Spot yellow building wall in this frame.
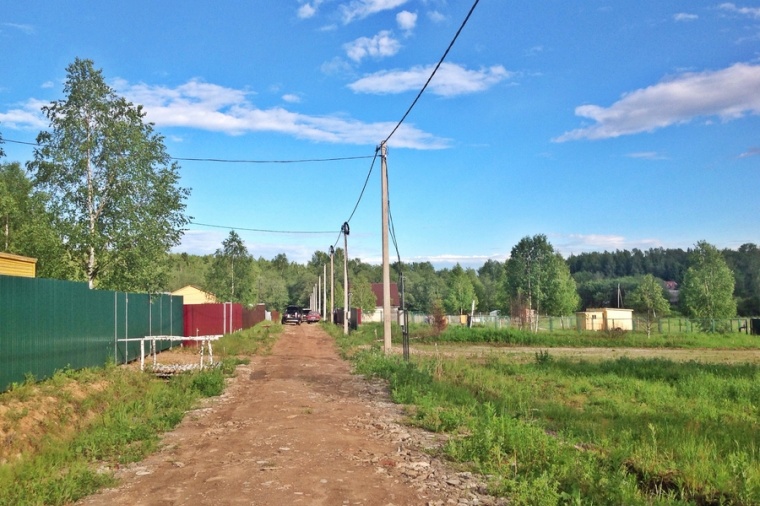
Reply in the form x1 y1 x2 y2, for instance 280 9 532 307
576 310 605 331
577 308 634 331
0 252 37 278
171 285 218 305
603 308 634 331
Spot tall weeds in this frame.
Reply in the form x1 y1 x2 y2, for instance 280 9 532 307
351 348 760 505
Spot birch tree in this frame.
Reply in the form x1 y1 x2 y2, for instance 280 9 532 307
680 241 736 330
629 274 670 337
28 58 189 291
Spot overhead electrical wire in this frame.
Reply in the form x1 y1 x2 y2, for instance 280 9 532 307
2 138 372 165
174 155 373 164
382 0 480 145
190 221 336 235
345 149 379 225
377 0 481 276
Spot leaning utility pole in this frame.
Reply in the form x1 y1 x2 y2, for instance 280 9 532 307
380 142 392 354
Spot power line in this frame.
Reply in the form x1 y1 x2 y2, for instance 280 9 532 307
3 138 36 146
345 149 379 224
383 0 480 145
174 155 373 164
1 138 373 165
190 221 336 235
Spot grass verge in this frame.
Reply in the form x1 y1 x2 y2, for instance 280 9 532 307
349 339 760 505
0 321 280 506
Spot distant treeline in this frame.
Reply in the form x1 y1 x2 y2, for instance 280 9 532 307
567 244 760 315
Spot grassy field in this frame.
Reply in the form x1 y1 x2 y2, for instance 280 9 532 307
0 323 279 506
333 323 760 505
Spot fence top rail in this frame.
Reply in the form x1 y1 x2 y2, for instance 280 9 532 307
116 335 222 343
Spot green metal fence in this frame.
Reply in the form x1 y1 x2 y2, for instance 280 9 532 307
0 275 183 392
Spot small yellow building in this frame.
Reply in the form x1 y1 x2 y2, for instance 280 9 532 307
576 308 633 331
0 252 37 278
171 285 218 305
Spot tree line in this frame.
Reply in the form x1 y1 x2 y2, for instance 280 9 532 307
162 232 752 329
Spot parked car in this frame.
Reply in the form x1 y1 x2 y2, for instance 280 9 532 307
305 310 321 324
281 305 302 325
301 308 312 323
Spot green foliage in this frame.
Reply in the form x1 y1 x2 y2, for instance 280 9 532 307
681 241 737 325
629 275 671 337
444 263 478 315
348 347 760 505
0 162 76 278
476 259 507 313
166 252 212 291
0 358 236 505
350 274 378 316
189 367 225 396
205 230 254 303
723 243 760 315
217 322 280 356
506 236 578 329
28 58 189 291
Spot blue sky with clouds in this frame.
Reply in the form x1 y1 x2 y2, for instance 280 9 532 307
1 1 759 268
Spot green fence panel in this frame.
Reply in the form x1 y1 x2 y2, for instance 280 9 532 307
0 275 183 392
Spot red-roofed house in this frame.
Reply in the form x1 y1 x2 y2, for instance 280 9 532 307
367 282 400 323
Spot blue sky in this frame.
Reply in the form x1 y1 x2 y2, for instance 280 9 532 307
1 1 759 268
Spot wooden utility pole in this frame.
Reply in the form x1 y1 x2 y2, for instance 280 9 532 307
329 245 335 324
342 222 350 335
380 142 392 354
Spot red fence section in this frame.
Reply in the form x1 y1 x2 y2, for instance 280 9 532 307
183 303 242 337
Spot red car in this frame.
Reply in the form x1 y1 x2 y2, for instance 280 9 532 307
305 310 321 324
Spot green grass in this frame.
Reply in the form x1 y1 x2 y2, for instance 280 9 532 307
414 324 760 349
0 321 280 506
350 347 760 505
217 321 281 356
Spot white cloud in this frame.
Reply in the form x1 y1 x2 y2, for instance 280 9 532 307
674 12 698 22
297 0 325 19
554 63 760 142
282 93 301 103
427 10 445 23
719 2 760 19
340 0 409 24
298 3 316 19
0 99 48 129
738 146 760 158
554 234 663 256
348 62 512 97
344 30 401 62
2 22 35 35
396 10 417 33
625 151 669 160
114 78 448 149
320 57 355 77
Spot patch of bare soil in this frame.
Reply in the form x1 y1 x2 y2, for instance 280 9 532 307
76 324 503 506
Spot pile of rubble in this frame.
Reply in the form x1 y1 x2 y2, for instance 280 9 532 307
148 362 220 377
349 380 508 506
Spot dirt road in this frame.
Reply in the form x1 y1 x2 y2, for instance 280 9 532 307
77 323 499 506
